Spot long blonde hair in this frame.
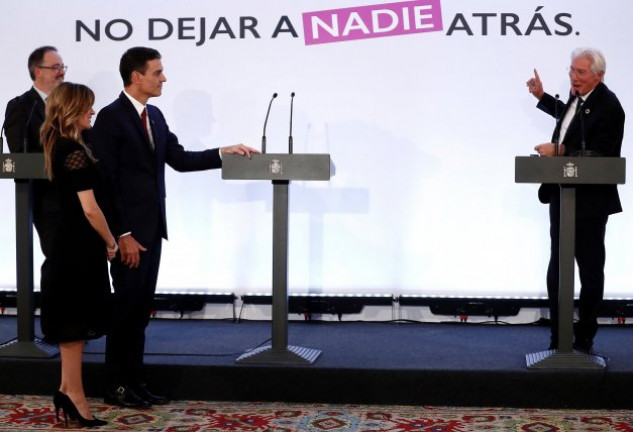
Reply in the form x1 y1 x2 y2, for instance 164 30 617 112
40 82 95 179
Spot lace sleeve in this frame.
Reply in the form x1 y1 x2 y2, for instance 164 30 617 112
63 149 90 171
63 148 94 192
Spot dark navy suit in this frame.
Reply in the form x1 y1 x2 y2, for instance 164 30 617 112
536 82 625 346
91 92 222 387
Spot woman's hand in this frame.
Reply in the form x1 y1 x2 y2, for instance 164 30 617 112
106 242 119 261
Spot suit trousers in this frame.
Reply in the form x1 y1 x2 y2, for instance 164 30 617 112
547 201 608 342
106 233 162 387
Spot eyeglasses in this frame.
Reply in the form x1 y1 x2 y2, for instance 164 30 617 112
37 64 68 73
568 66 591 78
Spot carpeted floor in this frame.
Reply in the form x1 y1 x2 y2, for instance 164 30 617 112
0 394 632 431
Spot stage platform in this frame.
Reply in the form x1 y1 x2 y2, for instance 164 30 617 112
1 316 633 409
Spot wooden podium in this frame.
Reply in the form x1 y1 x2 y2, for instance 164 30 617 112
222 153 334 365
515 156 626 369
0 153 58 357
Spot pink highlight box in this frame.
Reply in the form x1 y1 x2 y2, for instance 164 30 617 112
303 0 443 45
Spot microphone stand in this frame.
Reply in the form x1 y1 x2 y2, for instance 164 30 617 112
577 97 586 157
288 92 295 154
553 94 560 156
23 100 38 153
262 93 278 154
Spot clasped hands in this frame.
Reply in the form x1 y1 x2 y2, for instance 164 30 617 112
116 235 147 269
106 242 118 261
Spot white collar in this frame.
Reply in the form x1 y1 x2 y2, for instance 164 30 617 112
32 86 48 102
123 89 146 116
577 87 595 101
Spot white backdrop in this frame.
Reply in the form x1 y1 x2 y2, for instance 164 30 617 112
1 0 631 298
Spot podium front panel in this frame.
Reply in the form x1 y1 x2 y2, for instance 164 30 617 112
1 154 46 179
222 154 333 181
515 156 625 185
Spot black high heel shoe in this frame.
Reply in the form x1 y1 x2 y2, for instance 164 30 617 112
54 391 107 427
53 391 69 426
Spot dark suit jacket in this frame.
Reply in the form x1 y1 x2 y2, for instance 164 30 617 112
4 87 45 153
536 82 625 218
3 88 59 255
90 92 223 247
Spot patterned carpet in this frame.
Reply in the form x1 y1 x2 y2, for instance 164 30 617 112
1 394 632 431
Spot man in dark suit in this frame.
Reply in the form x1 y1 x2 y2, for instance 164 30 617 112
3 46 66 288
90 47 258 408
526 48 625 352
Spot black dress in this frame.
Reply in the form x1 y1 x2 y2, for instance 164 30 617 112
40 137 112 344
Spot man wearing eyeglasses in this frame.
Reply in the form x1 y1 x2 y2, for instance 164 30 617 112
526 48 625 353
3 45 67 302
5 46 66 153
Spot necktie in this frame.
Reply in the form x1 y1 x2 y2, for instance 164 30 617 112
575 96 584 115
140 108 150 140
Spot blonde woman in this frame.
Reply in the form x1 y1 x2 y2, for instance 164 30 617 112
40 82 116 428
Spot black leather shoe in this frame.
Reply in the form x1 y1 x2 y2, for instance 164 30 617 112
133 383 170 405
104 385 152 409
573 337 594 354
548 336 558 350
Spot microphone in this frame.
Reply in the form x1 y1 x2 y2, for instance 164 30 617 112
1 96 20 153
262 93 277 154
553 94 560 156
0 120 6 154
23 100 38 153
288 92 295 154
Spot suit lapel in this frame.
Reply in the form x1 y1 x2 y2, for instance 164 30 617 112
561 83 606 150
566 83 602 136
146 105 157 149
146 105 163 158
27 87 45 123
553 93 575 142
119 93 155 153
565 96 581 133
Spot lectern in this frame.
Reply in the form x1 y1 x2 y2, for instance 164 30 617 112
222 153 334 365
515 156 626 369
0 153 58 357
